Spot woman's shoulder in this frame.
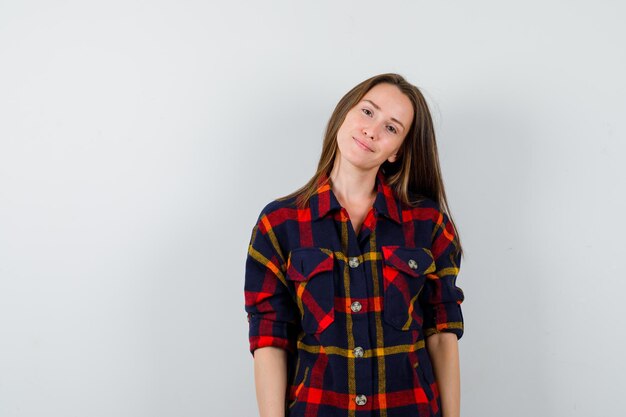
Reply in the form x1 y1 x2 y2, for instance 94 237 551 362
253 194 300 225
406 191 441 212
405 193 453 228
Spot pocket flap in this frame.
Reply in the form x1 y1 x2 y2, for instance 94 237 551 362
381 246 436 277
286 247 334 282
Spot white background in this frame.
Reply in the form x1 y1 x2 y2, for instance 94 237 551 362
1 1 624 416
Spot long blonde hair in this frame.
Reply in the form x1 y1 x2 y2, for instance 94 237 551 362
278 73 463 258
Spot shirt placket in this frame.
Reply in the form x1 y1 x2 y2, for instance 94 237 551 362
341 207 375 413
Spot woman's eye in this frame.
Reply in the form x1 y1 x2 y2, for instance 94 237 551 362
387 125 397 134
362 108 373 116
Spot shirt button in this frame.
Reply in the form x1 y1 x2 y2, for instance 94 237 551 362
355 394 367 406
408 259 418 270
348 257 360 268
353 346 364 358
350 301 362 313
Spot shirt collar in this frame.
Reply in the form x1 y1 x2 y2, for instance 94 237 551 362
311 169 402 224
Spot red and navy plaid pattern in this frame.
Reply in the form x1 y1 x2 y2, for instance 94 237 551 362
244 169 464 417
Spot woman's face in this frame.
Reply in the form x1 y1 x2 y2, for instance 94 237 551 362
336 83 414 172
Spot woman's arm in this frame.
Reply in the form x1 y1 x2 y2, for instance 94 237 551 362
253 346 288 417
425 332 460 417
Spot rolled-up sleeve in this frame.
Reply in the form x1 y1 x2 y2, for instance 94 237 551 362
419 209 465 340
244 212 299 356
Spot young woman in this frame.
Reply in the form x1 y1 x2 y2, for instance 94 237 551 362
244 73 465 417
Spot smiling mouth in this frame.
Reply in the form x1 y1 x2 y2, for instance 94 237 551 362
353 137 374 152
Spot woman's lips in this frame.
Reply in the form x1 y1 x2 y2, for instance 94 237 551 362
353 137 373 152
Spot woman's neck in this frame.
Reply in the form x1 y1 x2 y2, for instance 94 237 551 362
328 164 377 206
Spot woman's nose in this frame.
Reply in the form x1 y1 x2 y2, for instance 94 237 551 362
362 125 375 139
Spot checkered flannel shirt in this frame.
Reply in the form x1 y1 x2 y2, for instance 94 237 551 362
244 169 464 417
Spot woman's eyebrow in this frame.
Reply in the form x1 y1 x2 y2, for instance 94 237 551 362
363 99 406 130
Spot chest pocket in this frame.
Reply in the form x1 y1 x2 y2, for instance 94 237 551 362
381 246 436 331
285 247 335 335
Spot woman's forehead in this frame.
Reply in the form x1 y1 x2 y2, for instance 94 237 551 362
360 83 414 127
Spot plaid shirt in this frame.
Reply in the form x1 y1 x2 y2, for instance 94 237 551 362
244 169 464 417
